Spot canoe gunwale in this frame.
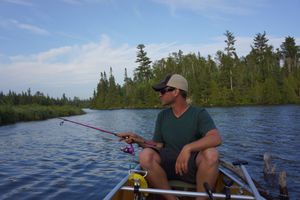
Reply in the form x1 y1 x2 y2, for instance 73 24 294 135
104 161 266 200
103 165 141 200
119 186 256 200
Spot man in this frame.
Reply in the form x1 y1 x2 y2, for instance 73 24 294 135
118 74 222 200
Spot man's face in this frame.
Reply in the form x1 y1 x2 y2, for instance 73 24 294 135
159 87 176 106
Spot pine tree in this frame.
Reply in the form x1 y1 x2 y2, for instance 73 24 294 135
282 75 298 103
280 36 299 74
124 68 130 83
263 77 281 104
224 30 237 58
252 31 270 59
134 44 152 82
208 80 220 105
95 72 108 108
250 31 275 81
223 30 237 91
105 67 120 108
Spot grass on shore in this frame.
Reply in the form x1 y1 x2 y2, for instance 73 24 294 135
0 104 85 126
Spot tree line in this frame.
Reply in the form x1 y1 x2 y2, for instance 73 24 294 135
0 89 88 125
91 31 300 109
0 89 89 107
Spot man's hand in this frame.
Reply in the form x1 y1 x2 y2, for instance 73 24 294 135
117 133 164 149
175 145 191 176
117 132 144 144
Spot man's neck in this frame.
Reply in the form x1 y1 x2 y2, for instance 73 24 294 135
171 100 189 118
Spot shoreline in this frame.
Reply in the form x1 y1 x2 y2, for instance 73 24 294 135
2 103 299 126
0 104 85 126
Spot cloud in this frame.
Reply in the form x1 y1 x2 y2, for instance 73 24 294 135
61 0 82 5
0 35 136 98
11 19 49 35
0 19 50 36
133 5 143 19
1 34 298 98
16 22 49 35
2 0 34 6
61 0 115 6
152 0 267 17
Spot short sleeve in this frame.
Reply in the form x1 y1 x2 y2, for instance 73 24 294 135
197 109 216 136
152 111 163 142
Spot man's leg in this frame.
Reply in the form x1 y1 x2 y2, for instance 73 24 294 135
195 148 219 200
139 148 177 200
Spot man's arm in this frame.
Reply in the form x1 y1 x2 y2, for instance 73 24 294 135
117 132 164 150
184 129 222 152
175 129 221 175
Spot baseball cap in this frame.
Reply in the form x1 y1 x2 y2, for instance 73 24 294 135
152 74 188 92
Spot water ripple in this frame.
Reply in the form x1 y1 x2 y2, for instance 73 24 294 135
0 105 299 199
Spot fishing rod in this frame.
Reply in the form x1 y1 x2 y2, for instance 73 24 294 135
58 117 118 136
58 117 134 154
58 117 157 154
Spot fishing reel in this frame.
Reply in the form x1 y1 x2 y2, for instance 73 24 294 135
121 143 135 155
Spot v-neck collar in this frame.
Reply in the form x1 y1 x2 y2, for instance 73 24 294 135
172 105 191 119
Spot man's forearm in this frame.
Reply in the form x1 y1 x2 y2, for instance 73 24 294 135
137 139 164 150
184 129 222 152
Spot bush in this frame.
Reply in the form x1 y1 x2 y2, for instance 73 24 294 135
0 105 18 125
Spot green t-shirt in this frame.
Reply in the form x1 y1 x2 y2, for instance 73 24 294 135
153 106 216 152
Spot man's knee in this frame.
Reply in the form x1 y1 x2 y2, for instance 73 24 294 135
139 148 160 168
196 148 219 167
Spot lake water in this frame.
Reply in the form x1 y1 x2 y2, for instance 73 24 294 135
0 105 299 199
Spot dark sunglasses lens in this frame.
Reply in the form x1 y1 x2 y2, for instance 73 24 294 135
160 89 167 94
160 88 174 94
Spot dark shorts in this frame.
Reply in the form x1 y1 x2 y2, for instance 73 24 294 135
158 148 198 184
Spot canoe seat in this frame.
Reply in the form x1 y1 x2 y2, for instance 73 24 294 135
169 180 196 191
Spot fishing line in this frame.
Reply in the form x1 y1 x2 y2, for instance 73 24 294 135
58 117 135 154
59 117 157 151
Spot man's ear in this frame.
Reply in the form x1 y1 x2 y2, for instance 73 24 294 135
174 88 180 97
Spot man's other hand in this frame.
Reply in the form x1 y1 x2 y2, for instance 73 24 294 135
175 145 191 176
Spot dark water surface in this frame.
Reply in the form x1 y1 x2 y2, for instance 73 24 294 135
0 105 299 199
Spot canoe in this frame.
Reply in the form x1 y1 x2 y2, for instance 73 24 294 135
104 160 269 200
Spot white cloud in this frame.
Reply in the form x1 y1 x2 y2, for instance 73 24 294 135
1 34 299 99
16 22 49 35
61 0 82 5
0 19 49 36
2 0 34 6
61 0 115 6
11 19 50 35
0 35 136 98
152 0 267 17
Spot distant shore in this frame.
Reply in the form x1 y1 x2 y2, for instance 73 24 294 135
90 102 300 110
0 104 85 126
2 103 299 126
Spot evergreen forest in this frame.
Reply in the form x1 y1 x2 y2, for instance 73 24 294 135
91 31 300 109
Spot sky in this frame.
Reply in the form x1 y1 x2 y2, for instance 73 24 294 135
0 0 300 99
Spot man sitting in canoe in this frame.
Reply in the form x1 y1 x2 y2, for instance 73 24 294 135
118 74 222 200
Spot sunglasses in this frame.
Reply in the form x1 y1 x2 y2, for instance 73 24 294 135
160 87 175 95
